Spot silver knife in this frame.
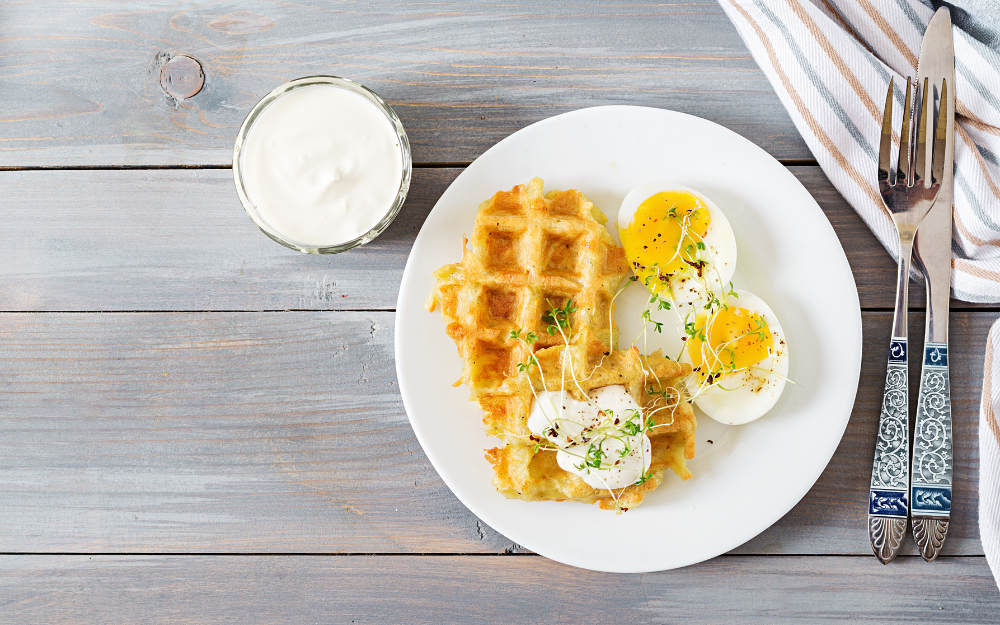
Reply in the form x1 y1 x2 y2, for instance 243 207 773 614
911 6 955 562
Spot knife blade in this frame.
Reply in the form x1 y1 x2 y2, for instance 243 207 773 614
910 6 955 562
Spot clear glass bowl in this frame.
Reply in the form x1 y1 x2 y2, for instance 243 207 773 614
233 76 412 254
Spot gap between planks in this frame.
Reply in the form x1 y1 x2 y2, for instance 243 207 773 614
0 160 821 172
0 552 983 559
1 307 996 314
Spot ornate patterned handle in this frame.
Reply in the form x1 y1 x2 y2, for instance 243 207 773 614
868 337 909 564
910 343 952 561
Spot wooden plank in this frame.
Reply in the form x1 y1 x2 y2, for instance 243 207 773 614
0 166 948 311
0 168 442 312
0 1 808 166
807 166 916 310
0 310 991 555
804 169 997 311
1 555 997 623
0 311 518 554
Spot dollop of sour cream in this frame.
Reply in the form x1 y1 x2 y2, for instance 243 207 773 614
527 385 651 489
240 84 403 246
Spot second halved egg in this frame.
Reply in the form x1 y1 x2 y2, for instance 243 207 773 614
680 290 789 425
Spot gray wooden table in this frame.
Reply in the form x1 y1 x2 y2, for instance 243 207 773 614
1 2 998 622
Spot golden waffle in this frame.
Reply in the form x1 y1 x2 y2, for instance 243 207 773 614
426 177 628 405
485 348 696 511
428 177 696 511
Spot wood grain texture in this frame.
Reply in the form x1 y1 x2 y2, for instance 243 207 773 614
0 1 808 167
0 309 992 555
0 312 518 554
0 168 437 312
0 166 943 312
1 555 997 623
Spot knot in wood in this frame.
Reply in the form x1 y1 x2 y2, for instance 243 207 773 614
159 55 205 100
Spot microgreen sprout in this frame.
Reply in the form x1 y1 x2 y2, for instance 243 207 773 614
510 329 537 344
634 470 654 486
543 299 576 336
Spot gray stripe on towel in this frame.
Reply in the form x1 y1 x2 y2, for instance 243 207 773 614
956 166 1000 232
754 0 878 162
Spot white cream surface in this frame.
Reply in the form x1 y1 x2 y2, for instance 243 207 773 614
240 84 403 246
527 385 651 489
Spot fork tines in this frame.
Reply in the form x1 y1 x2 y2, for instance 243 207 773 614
878 76 948 190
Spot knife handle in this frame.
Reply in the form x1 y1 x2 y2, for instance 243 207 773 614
869 337 910 564
910 342 953 561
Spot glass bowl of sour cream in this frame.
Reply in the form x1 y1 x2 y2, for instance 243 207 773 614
234 76 412 254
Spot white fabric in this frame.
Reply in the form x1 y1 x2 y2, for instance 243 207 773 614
719 0 1000 302
719 0 1000 585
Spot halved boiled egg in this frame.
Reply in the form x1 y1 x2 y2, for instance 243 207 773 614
618 183 737 307
680 290 788 425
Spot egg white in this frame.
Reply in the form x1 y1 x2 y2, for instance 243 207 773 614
617 182 737 308
680 290 789 425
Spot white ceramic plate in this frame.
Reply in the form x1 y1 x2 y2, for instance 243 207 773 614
395 106 862 573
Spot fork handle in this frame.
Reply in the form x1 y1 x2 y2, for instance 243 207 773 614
868 238 913 564
869 335 910 563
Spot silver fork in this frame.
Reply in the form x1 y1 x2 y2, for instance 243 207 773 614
868 76 945 564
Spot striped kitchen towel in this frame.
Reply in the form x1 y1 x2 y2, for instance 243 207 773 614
979 319 1000 587
719 0 1000 302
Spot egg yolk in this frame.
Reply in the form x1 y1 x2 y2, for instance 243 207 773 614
687 306 773 382
620 191 711 294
